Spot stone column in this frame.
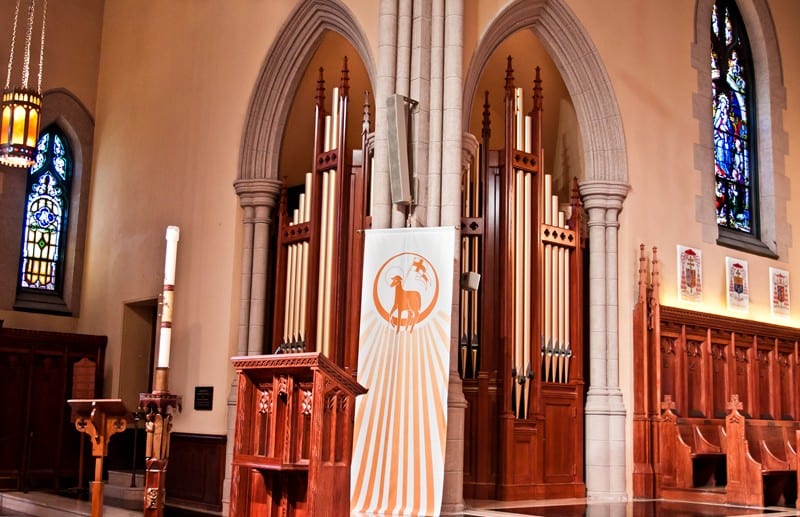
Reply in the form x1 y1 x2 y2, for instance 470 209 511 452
372 0 399 229
578 180 629 500
440 0 465 513
233 179 282 355
222 177 281 515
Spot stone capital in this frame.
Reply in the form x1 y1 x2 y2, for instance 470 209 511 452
234 178 283 209
578 180 630 213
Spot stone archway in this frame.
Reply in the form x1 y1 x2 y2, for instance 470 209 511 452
224 3 375 513
462 0 630 500
239 0 376 182
463 0 627 185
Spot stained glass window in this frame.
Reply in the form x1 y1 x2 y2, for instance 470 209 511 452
712 0 756 234
18 126 72 293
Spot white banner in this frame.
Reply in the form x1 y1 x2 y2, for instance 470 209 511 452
351 227 455 516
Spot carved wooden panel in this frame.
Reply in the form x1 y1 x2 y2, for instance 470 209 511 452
0 351 29 489
165 433 226 512
756 348 773 419
543 398 576 482
0 327 105 490
733 345 750 416
661 335 678 412
777 346 794 419
710 341 728 418
686 338 704 417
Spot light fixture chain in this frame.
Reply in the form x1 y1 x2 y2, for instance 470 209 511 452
22 0 37 89
5 0 22 89
37 0 46 93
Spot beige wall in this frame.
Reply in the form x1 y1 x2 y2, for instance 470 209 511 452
78 0 379 434
0 0 797 464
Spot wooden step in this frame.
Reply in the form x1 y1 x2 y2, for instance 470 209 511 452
661 486 728 504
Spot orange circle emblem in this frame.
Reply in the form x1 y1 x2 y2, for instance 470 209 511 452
372 252 439 334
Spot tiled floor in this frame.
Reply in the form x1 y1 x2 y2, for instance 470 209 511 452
4 493 800 517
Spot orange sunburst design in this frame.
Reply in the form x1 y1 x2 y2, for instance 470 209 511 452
352 228 454 517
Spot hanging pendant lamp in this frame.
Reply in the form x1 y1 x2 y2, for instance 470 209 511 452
0 0 47 168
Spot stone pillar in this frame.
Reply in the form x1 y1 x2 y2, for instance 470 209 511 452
236 205 254 357
222 177 281 516
578 180 629 501
440 0 465 512
233 178 281 355
372 0 399 229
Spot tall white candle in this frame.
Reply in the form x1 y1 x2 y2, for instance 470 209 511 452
158 226 180 368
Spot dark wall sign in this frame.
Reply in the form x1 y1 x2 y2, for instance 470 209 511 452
194 386 213 411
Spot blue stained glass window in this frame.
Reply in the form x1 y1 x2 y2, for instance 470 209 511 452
712 0 756 234
18 126 72 293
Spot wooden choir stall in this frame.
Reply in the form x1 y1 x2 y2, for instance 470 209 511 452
459 57 586 500
229 58 371 516
634 245 800 508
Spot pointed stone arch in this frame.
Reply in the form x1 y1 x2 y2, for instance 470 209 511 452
463 0 628 184
238 0 376 182
462 0 630 500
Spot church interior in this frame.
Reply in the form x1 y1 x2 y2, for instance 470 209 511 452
1 0 799 516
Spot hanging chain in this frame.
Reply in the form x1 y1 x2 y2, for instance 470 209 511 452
5 0 22 89
37 0 47 93
21 0 37 89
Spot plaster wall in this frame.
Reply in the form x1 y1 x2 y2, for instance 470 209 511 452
80 0 378 434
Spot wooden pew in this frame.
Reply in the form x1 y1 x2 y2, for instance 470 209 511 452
726 395 798 507
633 245 800 500
660 401 726 490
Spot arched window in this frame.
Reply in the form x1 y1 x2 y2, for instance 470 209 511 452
712 0 756 235
18 125 72 295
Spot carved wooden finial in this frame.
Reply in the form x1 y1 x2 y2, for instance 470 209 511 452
340 56 350 98
651 246 660 297
362 90 371 133
504 56 515 97
660 394 677 411
530 65 543 115
316 67 326 112
638 244 647 303
727 394 743 413
482 90 491 141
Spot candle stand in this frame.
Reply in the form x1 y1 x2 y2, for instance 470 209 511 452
139 367 181 516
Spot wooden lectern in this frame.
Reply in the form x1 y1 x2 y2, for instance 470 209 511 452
68 399 128 517
229 352 366 517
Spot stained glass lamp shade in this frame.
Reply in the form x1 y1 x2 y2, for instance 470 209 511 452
0 0 48 168
0 88 42 167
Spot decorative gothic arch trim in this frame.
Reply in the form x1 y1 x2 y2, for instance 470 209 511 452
238 0 376 182
692 0 789 257
13 88 94 315
462 0 629 184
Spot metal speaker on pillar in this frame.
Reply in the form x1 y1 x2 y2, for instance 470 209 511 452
386 93 412 205
460 271 481 292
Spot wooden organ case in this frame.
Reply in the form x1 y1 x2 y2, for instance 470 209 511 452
459 58 586 500
230 58 372 516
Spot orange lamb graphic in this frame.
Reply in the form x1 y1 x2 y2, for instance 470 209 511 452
389 274 422 333
371 252 440 336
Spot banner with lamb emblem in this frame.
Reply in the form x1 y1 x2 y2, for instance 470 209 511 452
351 227 455 516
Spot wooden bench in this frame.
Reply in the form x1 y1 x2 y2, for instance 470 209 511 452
726 396 799 507
659 406 727 489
